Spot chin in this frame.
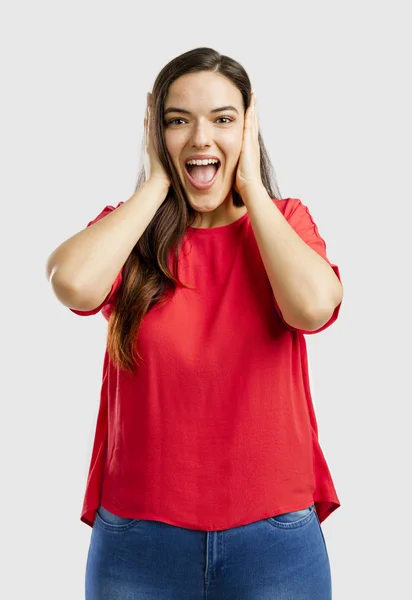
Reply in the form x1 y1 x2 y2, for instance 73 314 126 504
187 198 223 212
187 185 233 207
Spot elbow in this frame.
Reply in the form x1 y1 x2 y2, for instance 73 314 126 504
282 302 336 332
45 250 59 283
302 311 331 332
280 304 320 331
49 272 104 312
304 300 341 331
303 282 343 331
48 272 83 309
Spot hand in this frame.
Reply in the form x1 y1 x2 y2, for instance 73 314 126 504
144 92 171 188
234 92 263 195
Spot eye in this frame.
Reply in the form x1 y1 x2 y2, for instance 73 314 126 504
166 118 186 126
165 116 234 126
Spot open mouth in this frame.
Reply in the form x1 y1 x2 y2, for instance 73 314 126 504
184 160 221 190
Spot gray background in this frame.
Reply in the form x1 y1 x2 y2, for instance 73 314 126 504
1 0 410 597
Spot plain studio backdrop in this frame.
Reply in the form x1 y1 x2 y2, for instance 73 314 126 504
1 1 410 598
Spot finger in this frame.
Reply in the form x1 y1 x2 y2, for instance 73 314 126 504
145 106 149 148
250 92 256 113
252 93 258 135
245 102 253 129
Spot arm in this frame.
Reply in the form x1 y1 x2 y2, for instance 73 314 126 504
46 178 169 311
242 185 343 331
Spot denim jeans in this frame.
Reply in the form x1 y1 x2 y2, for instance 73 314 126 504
85 503 331 599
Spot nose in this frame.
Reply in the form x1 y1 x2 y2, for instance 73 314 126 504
190 119 212 149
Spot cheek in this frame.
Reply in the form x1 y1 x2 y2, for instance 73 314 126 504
235 127 244 151
164 132 177 156
222 129 244 161
224 142 243 170
164 138 183 173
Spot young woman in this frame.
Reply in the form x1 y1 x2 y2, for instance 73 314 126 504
47 46 343 599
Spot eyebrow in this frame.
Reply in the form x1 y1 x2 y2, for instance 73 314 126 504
164 105 240 116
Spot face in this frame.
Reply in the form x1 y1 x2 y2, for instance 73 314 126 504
163 71 245 214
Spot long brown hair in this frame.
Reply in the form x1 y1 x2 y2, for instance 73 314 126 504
107 47 283 373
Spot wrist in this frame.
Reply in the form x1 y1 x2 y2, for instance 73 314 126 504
239 182 266 203
145 177 170 194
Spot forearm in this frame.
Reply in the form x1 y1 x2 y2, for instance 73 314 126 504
242 184 343 330
46 178 169 304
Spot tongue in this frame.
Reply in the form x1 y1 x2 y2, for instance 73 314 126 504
188 164 217 183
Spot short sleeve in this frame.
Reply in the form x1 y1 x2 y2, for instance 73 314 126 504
273 198 342 335
69 202 124 317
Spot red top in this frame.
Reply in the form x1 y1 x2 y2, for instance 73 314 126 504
70 197 342 530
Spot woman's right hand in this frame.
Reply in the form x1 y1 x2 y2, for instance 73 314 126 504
144 92 171 189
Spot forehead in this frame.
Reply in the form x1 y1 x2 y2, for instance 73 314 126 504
166 72 243 109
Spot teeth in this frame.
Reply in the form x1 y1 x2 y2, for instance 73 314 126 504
186 158 219 166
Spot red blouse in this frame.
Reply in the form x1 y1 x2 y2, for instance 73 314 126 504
70 197 342 530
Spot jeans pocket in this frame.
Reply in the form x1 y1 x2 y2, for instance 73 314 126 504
95 505 141 530
267 504 315 529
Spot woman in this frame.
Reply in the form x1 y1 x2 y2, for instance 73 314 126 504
47 47 343 599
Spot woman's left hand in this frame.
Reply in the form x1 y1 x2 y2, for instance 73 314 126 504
234 92 263 195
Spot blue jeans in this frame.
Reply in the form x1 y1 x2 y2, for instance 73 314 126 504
86 503 331 599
